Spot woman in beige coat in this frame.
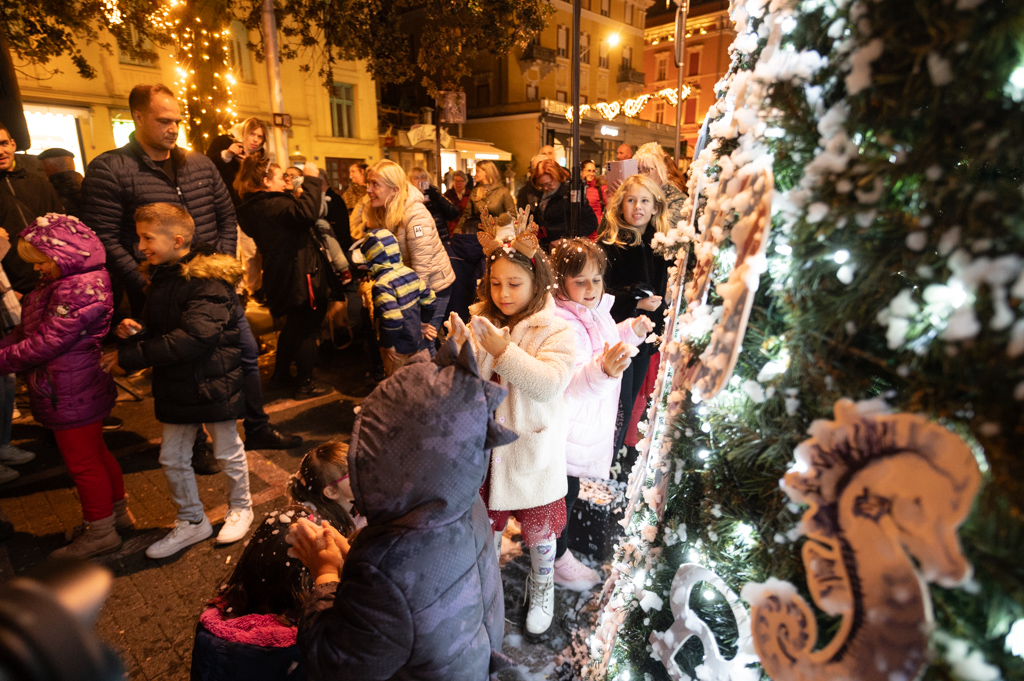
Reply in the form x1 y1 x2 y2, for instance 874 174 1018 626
365 160 455 354
456 160 517 233
444 223 575 644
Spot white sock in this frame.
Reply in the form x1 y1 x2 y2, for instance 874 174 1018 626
530 536 556 581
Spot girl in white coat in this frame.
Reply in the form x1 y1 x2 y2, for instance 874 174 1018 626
444 210 575 643
550 238 653 590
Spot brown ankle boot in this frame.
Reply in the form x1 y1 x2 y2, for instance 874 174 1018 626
51 514 122 559
113 495 136 531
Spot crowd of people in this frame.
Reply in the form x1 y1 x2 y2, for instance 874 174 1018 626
0 80 689 679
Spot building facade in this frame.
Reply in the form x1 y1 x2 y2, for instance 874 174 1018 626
14 20 379 192
461 0 683 180
639 0 735 157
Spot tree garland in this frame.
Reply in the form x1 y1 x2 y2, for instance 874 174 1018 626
580 0 1024 679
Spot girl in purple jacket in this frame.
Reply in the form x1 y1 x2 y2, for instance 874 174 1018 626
551 238 653 589
0 214 130 558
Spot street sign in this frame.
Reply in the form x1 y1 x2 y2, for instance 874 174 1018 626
438 92 466 124
273 113 292 128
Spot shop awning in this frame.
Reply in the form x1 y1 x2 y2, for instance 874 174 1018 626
453 139 512 161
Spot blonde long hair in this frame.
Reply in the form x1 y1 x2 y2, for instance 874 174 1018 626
365 160 410 232
599 174 669 247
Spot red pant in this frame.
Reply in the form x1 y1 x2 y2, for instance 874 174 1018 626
54 421 125 522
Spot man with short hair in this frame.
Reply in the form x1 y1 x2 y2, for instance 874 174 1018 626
0 122 64 294
38 148 84 218
540 144 556 163
82 84 300 453
616 142 633 160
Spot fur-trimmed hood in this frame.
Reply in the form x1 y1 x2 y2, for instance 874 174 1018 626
143 243 243 287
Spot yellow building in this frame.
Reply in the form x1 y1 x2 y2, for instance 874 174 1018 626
461 0 680 178
15 20 379 190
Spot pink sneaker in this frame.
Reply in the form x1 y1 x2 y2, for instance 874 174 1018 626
553 550 602 591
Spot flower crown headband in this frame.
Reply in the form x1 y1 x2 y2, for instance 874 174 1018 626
477 206 540 263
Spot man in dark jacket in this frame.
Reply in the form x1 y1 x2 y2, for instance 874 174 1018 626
0 121 64 293
38 148 84 218
82 84 298 453
290 341 516 681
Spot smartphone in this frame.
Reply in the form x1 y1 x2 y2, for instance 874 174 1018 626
606 159 639 186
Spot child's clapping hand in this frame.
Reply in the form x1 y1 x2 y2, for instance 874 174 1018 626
470 316 511 358
421 323 437 341
286 517 351 585
601 341 633 378
631 315 655 337
116 319 143 339
444 312 471 349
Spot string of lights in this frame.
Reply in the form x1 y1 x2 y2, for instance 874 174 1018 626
565 86 692 122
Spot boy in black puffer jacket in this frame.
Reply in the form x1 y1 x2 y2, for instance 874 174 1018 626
117 203 254 560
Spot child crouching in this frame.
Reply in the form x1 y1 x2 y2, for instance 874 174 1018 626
287 342 516 680
190 505 313 681
116 203 253 559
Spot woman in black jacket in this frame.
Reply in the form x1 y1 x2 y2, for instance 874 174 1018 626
516 158 598 249
235 157 332 401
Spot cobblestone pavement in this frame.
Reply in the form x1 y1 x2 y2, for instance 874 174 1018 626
0 324 590 680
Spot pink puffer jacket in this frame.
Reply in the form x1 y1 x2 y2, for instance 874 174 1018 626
554 294 644 478
0 214 115 430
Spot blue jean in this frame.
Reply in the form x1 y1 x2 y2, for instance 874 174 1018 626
160 421 251 523
236 302 270 433
423 286 452 357
0 374 14 446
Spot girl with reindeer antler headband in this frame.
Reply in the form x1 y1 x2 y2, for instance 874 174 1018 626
442 205 577 643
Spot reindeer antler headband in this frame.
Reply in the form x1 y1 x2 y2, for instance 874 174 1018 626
477 206 540 261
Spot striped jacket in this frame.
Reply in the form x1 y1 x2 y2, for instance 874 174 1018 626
362 230 435 354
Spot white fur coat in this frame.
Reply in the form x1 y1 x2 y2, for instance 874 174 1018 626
469 296 576 511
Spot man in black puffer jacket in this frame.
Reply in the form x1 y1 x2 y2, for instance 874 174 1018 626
81 85 236 311
82 84 299 453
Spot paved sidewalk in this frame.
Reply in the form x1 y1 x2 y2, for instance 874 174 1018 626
0 334 587 680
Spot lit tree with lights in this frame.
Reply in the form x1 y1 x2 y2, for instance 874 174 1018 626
581 0 1024 680
3 0 551 146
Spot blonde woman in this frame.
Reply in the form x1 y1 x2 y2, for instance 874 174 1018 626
633 142 688 231
365 160 455 354
598 174 671 460
456 160 516 233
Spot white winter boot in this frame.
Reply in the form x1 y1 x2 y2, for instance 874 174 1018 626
523 537 557 641
524 572 555 641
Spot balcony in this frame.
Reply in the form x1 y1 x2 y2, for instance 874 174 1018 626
617 67 645 97
522 44 557 64
519 44 558 78
616 68 646 86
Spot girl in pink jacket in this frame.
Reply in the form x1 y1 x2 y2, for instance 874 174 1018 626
551 238 652 590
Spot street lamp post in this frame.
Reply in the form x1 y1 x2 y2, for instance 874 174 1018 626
673 0 690 163
570 0 582 237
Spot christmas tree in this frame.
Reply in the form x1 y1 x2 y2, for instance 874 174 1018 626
582 0 1024 679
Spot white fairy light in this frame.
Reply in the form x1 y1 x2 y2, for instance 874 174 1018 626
698 449 711 459
775 243 793 255
833 249 851 264
735 522 755 544
1007 66 1024 101
703 589 717 601
1006 619 1024 658
633 569 647 588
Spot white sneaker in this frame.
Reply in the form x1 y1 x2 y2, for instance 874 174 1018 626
216 508 254 544
553 549 602 591
523 574 555 642
0 464 18 485
146 516 213 559
0 444 34 465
